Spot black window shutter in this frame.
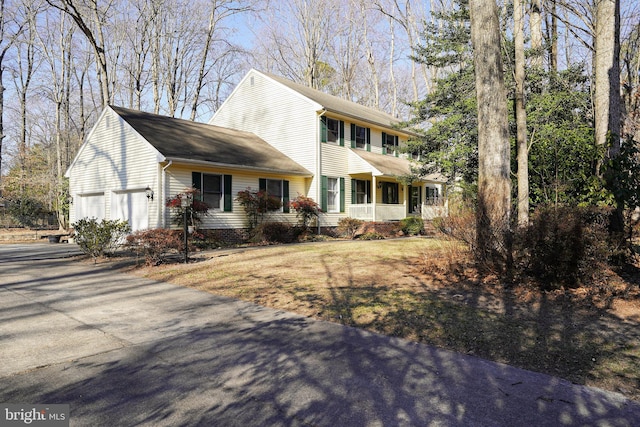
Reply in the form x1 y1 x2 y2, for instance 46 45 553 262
192 172 202 200
366 128 371 152
366 180 371 203
283 180 290 213
339 120 344 146
223 174 232 211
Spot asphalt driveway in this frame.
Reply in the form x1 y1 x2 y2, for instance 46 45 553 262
1 243 639 426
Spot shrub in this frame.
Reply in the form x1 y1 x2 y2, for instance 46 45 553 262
289 194 321 229
166 188 210 228
357 232 385 240
431 198 476 248
236 188 282 230
400 217 424 235
73 218 130 262
6 197 47 227
125 228 184 265
337 217 364 239
514 205 613 289
250 221 299 244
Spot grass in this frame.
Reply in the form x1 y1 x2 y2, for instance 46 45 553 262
132 237 640 401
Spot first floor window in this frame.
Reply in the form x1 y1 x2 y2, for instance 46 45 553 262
192 171 232 211
382 182 399 204
259 178 290 212
426 187 440 205
327 178 339 212
321 175 344 213
409 185 422 213
353 179 371 204
202 174 222 209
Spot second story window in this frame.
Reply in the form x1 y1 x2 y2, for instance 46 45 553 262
354 125 367 149
327 118 341 144
382 132 399 156
350 124 370 151
321 117 344 146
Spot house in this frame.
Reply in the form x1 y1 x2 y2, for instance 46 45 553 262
209 69 447 225
66 70 446 240
65 105 312 241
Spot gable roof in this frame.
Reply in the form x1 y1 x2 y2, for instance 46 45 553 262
110 105 311 176
258 70 412 133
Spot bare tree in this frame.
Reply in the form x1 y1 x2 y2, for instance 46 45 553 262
469 0 512 266
0 0 25 187
46 0 113 107
530 0 544 69
594 0 621 160
515 0 529 226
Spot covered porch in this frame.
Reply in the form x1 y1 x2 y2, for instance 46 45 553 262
347 149 447 222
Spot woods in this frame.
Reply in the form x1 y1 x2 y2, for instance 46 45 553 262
0 0 639 271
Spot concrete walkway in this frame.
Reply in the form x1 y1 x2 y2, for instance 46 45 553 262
1 243 638 426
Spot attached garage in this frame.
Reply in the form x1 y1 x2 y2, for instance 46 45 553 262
75 193 105 222
111 190 149 232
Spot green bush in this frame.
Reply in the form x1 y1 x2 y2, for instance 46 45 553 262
72 218 130 262
400 217 424 235
125 228 184 265
357 232 385 240
7 197 47 227
337 217 364 239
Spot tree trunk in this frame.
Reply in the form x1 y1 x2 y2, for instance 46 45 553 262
594 0 621 159
515 0 529 226
469 0 512 267
530 0 543 69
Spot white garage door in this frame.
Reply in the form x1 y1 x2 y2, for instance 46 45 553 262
112 190 149 232
76 193 105 222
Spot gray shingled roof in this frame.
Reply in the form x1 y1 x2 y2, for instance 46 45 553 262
110 106 311 176
262 72 411 132
351 149 447 182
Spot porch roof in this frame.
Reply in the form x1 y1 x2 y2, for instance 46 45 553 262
349 149 447 183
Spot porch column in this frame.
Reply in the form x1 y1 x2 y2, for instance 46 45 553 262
372 176 377 222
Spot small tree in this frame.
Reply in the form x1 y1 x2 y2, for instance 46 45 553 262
72 218 130 262
166 188 210 229
289 194 321 229
236 187 282 230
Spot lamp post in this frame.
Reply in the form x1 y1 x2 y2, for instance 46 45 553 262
181 190 193 264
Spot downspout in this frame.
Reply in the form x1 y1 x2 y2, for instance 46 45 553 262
316 109 326 235
161 160 172 228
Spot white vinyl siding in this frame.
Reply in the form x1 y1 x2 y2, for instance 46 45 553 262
166 166 307 229
67 108 161 227
210 70 320 201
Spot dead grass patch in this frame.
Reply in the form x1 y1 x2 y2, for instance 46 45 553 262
132 237 640 401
